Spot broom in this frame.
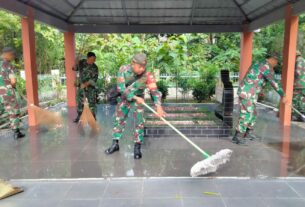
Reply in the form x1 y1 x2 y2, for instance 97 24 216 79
79 97 100 133
0 180 23 200
30 104 63 129
142 102 233 177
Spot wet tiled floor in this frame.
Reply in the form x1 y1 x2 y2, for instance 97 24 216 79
1 103 305 206
0 103 304 179
1 178 305 207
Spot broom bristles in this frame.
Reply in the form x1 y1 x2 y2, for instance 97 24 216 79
30 104 63 129
190 149 233 177
79 102 100 133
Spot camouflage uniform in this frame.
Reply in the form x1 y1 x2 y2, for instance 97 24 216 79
112 65 162 143
0 60 21 130
74 59 99 116
293 55 305 116
237 60 285 133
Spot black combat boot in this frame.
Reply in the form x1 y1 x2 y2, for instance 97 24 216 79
73 112 82 123
13 129 25 139
244 128 258 141
105 140 119 154
232 131 247 145
134 142 142 159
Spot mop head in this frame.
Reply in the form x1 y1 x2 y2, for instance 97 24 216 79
79 101 101 133
190 149 233 177
30 104 63 129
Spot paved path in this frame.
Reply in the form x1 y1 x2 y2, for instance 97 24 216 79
1 178 305 207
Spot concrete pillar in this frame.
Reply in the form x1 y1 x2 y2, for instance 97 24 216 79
21 7 39 126
64 32 77 107
280 5 299 126
239 30 253 81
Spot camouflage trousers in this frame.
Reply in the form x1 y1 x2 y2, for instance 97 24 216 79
112 98 145 143
0 88 21 130
293 89 305 116
236 97 257 133
76 87 97 116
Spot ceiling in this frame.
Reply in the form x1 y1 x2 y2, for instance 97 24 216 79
0 0 305 33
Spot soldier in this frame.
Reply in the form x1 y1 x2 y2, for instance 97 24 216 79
292 50 305 121
233 53 288 145
0 47 25 139
105 53 166 159
73 52 99 123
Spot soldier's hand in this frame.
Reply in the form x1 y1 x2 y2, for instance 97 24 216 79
282 96 288 104
134 96 144 105
156 105 166 118
80 82 90 89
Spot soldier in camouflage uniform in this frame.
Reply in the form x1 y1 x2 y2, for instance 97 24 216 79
105 53 165 159
233 53 288 145
292 51 305 121
0 47 25 139
73 52 99 123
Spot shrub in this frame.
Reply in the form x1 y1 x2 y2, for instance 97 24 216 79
192 81 209 102
157 80 169 100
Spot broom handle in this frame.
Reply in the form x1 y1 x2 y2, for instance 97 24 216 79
257 102 305 118
142 102 210 158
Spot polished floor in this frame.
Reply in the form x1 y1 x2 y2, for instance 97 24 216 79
0 103 305 179
1 178 305 207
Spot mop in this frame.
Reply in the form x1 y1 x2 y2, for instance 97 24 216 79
142 102 233 177
30 104 63 129
79 98 100 133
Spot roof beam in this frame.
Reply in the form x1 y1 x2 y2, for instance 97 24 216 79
232 0 250 22
67 0 85 22
190 0 197 25
121 0 130 25
248 2 288 31
292 0 305 15
0 0 70 31
73 24 243 33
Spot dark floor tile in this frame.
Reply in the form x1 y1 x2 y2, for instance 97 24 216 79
59 199 100 207
143 179 179 198
286 181 305 198
65 181 107 199
100 198 141 207
103 180 142 198
224 198 266 207
179 179 218 197
262 198 305 207
183 198 225 207
142 198 182 207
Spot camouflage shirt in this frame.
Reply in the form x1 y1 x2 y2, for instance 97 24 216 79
238 59 285 100
294 55 305 89
116 65 162 106
74 59 98 88
0 59 16 94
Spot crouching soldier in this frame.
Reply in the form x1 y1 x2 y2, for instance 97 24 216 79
0 47 25 139
233 52 288 145
105 53 166 159
292 51 305 121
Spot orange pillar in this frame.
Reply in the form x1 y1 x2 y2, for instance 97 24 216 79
239 30 253 80
21 8 39 126
280 5 299 126
64 32 77 107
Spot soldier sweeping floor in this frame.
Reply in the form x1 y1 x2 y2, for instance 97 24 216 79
0 47 25 139
73 52 99 123
233 52 288 145
105 53 166 159
292 51 305 121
